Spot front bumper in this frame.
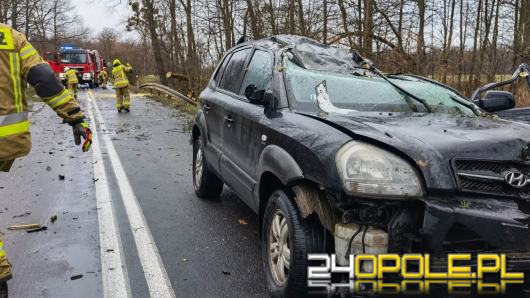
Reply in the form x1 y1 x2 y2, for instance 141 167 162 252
338 193 530 271
421 197 530 252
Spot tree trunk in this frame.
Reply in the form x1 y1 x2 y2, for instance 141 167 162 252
470 0 482 89
442 0 456 84
296 0 306 35
143 0 167 85
322 0 328 44
520 0 530 62
11 0 18 30
337 0 354 50
513 0 520 66
363 0 374 55
489 0 500 81
245 0 260 38
288 0 295 34
416 0 425 74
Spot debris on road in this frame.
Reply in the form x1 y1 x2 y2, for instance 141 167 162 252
181 258 188 263
12 212 31 218
27 226 48 233
70 274 83 280
58 175 65 180
50 215 58 223
238 219 248 225
221 270 231 275
8 223 41 230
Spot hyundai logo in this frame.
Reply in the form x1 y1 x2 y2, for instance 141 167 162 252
504 171 528 188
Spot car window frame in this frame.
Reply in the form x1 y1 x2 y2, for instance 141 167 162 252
216 46 253 96
237 47 275 102
210 52 233 88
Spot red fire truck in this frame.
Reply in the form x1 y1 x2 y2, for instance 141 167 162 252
45 46 105 88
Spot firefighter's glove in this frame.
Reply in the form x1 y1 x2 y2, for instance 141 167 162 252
72 121 92 152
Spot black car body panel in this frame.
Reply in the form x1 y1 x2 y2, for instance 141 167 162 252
193 35 530 268
301 112 530 191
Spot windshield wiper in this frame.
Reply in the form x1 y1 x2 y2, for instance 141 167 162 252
389 74 481 116
449 95 481 116
361 66 433 113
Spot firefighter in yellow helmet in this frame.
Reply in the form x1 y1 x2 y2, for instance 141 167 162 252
0 23 92 297
99 67 108 89
64 66 79 99
112 59 133 112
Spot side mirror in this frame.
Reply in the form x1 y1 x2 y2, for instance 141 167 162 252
245 84 272 107
478 91 515 112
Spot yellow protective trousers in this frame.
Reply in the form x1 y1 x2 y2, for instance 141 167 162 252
0 232 12 283
68 83 78 99
116 87 130 110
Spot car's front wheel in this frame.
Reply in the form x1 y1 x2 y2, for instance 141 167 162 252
262 189 327 297
192 137 223 199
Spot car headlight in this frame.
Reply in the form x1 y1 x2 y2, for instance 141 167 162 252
336 141 423 198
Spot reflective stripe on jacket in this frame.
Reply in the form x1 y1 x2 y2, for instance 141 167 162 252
112 64 132 88
65 69 79 84
0 232 12 282
0 23 84 163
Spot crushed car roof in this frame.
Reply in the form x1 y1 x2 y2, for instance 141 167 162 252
239 35 363 74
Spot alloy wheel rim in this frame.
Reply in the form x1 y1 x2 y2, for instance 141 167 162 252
268 209 290 285
194 145 203 187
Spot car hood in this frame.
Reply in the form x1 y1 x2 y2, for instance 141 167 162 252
303 112 530 190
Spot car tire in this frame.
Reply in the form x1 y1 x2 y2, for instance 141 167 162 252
193 137 223 199
262 189 327 298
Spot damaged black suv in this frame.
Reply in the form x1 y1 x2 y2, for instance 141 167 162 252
192 35 530 296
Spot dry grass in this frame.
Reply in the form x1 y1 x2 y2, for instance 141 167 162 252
426 74 530 107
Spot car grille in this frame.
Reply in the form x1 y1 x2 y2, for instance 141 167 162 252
453 159 530 199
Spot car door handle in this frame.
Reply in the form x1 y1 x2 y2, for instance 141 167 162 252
203 104 211 111
224 115 234 123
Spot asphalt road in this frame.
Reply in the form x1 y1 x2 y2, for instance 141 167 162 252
0 86 268 297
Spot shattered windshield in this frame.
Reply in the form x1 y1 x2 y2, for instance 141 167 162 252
284 58 476 116
61 52 87 64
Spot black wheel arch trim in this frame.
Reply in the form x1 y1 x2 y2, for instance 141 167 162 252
193 109 209 145
258 145 304 186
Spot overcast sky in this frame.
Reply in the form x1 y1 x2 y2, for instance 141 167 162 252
74 0 133 37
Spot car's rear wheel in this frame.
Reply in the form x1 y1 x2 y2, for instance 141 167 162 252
262 189 328 298
193 137 223 199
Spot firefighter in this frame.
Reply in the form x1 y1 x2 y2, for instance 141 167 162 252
111 59 133 112
99 67 108 89
64 67 79 99
0 23 92 297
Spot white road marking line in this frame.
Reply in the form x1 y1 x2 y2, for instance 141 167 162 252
88 90 176 298
86 96 131 298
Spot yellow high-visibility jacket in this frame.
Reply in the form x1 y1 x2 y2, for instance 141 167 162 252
112 63 132 88
0 23 85 169
65 68 79 85
99 69 108 80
